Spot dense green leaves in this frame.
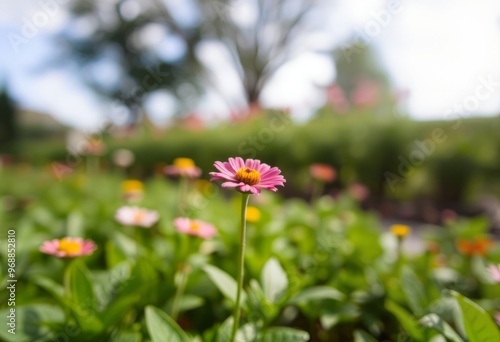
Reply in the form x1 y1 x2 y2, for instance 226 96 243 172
258 328 310 342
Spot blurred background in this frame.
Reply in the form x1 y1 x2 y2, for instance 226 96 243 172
1 0 500 227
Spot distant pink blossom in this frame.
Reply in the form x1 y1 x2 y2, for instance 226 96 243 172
174 217 216 239
441 209 457 224
348 183 369 201
40 237 96 258
210 157 285 194
487 264 500 283
326 84 349 112
115 206 159 228
310 164 336 183
351 78 380 108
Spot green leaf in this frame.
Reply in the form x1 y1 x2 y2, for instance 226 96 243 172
400 266 427 316
261 258 288 302
64 259 104 334
420 314 464 342
216 317 234 342
145 305 191 342
65 259 96 311
33 275 65 304
100 295 139 327
203 265 246 305
385 299 423 341
121 258 159 305
450 290 500 342
0 304 64 342
113 231 142 258
112 331 142 342
177 295 205 312
289 286 344 304
354 330 378 342
66 210 84 237
216 317 261 342
258 327 310 342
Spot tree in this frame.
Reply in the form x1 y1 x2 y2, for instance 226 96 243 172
0 87 17 152
61 0 330 121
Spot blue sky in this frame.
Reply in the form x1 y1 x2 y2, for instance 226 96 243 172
2 0 500 129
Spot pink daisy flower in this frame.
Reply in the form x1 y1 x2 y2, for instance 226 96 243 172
40 237 96 258
174 217 216 239
487 264 500 283
209 157 285 194
115 206 159 228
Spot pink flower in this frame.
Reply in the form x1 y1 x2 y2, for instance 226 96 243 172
487 264 500 283
40 237 96 258
310 164 336 183
164 158 202 178
210 157 285 194
348 183 369 201
174 217 216 239
115 206 159 228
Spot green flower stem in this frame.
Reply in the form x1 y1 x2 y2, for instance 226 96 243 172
171 263 190 321
135 227 143 257
396 237 403 273
177 176 188 215
230 193 250 342
86 155 99 175
310 180 324 203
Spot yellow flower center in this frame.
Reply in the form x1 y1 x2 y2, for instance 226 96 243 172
133 211 145 223
190 222 200 231
391 224 410 238
58 239 82 255
235 167 261 185
174 158 195 168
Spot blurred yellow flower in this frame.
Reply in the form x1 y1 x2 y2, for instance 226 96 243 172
122 180 144 202
246 206 261 222
122 180 144 193
390 224 410 238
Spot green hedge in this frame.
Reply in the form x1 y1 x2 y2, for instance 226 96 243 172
14 109 500 201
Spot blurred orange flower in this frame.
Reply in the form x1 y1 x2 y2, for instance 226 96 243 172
456 238 493 256
310 164 336 183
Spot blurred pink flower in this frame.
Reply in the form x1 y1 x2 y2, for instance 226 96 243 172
210 157 285 194
348 183 369 201
310 164 336 183
496 312 500 326
40 237 96 258
174 217 216 239
164 158 202 178
82 138 105 156
326 84 349 112
350 78 380 108
487 264 500 283
115 206 159 228
441 209 457 224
